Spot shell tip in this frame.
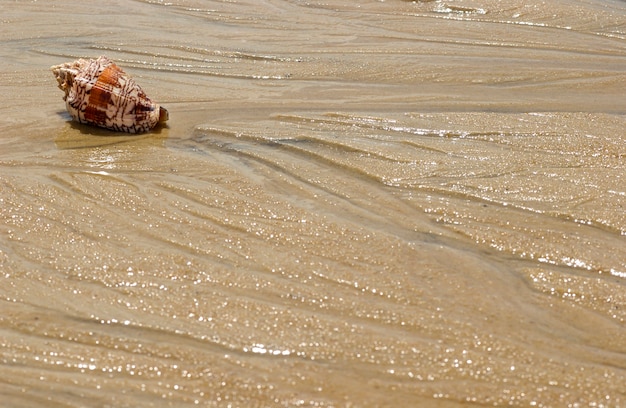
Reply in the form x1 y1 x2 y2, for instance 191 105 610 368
159 107 169 123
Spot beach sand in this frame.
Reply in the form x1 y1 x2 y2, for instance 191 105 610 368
1 0 625 406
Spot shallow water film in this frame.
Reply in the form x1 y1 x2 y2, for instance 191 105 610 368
1 0 625 406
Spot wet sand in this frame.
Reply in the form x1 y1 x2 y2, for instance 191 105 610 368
1 0 625 406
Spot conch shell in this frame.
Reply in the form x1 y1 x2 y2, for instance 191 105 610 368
51 56 168 133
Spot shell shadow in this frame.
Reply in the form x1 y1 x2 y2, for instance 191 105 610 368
54 116 169 150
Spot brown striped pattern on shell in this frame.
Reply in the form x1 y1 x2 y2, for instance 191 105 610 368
51 56 168 133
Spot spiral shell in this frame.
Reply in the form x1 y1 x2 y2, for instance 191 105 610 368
51 56 168 133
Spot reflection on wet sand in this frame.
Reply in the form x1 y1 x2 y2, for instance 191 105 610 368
1 0 625 406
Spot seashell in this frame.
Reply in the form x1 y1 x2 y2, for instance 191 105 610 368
51 56 168 133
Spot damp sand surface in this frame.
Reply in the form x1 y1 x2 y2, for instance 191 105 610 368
1 1 626 406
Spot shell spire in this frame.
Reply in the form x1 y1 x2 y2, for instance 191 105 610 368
51 56 168 133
